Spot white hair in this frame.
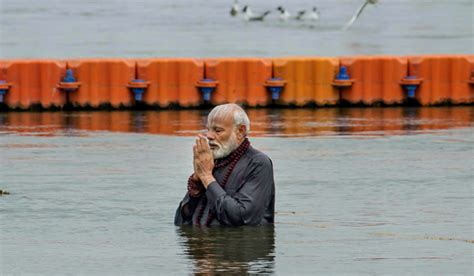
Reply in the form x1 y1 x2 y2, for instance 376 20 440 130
207 103 250 135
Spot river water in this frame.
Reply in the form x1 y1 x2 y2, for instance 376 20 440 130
1 0 473 274
1 0 473 58
0 107 473 274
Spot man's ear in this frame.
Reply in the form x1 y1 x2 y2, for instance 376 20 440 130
237 124 246 139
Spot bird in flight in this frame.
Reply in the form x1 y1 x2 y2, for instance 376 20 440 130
342 0 378 30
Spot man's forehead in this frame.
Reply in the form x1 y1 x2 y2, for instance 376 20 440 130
208 113 234 127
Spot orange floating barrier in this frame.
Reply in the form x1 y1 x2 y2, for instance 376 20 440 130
195 79 219 103
332 79 355 88
408 55 474 105
66 59 135 108
0 60 66 109
468 55 474 86
57 69 81 94
0 56 473 110
263 78 286 101
204 58 272 106
399 77 423 86
273 57 340 106
136 58 204 107
126 80 150 89
264 78 287 87
57 81 81 91
340 56 408 105
0 82 13 90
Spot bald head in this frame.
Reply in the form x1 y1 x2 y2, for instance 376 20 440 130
207 104 250 136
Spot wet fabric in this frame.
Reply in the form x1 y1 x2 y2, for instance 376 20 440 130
174 146 275 226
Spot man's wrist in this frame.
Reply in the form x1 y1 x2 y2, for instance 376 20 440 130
201 175 216 188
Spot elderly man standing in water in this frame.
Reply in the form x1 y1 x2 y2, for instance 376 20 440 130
174 103 275 226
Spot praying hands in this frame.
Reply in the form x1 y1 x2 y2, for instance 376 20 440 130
193 135 215 188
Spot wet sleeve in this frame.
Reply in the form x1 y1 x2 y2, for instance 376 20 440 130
174 193 201 225
206 156 274 226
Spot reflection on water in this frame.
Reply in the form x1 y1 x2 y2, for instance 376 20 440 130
176 225 275 274
1 106 472 274
0 107 472 137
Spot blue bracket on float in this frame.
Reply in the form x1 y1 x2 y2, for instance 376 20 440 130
0 80 12 103
63 69 75 82
264 78 286 101
127 79 149 102
196 79 218 102
337 66 350 80
331 66 354 88
58 69 81 92
400 76 423 99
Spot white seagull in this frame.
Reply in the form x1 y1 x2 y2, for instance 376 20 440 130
230 0 239 17
242 5 271 21
277 6 291 22
295 7 320 21
308 7 320 21
342 0 378 30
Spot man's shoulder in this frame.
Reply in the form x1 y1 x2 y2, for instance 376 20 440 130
246 147 272 167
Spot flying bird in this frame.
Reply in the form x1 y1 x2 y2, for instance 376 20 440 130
342 0 378 30
242 5 271 21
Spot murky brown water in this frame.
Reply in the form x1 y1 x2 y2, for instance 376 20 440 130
1 107 473 274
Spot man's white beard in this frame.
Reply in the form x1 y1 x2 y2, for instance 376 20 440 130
209 132 239 159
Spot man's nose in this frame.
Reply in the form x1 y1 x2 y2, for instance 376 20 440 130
206 131 215 140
